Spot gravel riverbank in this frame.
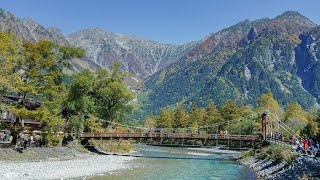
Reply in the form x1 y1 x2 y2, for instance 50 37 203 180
239 156 320 179
0 147 136 180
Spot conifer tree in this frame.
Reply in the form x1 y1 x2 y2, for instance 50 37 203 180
173 103 188 128
206 101 223 124
143 115 156 129
188 105 206 126
220 100 242 120
155 108 174 128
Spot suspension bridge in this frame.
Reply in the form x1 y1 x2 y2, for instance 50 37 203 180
79 110 319 150
79 113 265 148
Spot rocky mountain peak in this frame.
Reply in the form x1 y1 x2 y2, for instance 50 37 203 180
276 11 316 28
0 9 34 42
253 11 317 37
277 11 306 19
21 17 69 45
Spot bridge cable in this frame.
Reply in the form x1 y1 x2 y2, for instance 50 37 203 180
268 113 301 139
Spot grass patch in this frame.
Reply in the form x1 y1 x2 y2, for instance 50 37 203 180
90 139 136 153
67 140 89 154
256 144 298 164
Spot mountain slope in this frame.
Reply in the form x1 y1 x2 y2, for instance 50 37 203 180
0 8 319 119
0 8 34 42
0 8 103 72
66 28 197 79
296 27 320 103
0 8 197 81
139 11 319 118
22 18 69 46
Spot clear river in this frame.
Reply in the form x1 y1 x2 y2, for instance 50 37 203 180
90 145 255 180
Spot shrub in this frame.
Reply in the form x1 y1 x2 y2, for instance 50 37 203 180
255 144 297 164
45 134 63 147
241 149 255 159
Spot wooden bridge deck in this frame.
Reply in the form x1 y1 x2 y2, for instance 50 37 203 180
80 132 259 141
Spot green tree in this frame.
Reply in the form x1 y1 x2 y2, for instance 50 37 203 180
0 33 85 146
143 116 156 129
256 92 282 134
173 103 189 128
64 64 135 132
283 103 310 136
206 101 223 124
303 120 319 138
0 32 22 98
94 66 134 122
188 106 206 126
220 100 243 120
257 92 281 116
64 70 96 116
155 108 174 128
284 103 308 123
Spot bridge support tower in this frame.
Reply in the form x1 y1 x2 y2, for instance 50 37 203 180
261 110 268 141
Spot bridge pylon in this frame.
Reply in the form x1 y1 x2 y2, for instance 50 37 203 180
261 110 269 141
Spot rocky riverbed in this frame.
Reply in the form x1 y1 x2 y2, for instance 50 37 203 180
0 147 136 180
239 156 320 179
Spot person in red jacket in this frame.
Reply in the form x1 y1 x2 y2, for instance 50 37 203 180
302 138 309 150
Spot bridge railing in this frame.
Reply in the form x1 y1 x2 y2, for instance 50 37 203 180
267 137 293 147
80 132 259 141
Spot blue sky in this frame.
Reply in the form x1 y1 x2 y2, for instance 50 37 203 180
1 0 319 44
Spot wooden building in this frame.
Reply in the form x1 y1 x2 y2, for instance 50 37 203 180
0 95 45 130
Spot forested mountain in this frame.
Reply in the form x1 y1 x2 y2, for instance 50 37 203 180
296 27 320 104
0 8 319 121
139 11 320 119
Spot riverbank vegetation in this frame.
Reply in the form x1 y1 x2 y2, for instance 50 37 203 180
241 144 298 164
256 145 298 164
90 139 136 153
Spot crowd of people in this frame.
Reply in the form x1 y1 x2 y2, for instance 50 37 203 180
263 132 320 153
267 132 284 141
291 135 320 152
0 131 12 143
16 131 42 149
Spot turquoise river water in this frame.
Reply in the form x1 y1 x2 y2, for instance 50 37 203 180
89 145 255 180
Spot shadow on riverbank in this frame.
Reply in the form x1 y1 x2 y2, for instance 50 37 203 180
239 157 320 179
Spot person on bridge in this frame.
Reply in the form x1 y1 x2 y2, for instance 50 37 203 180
290 135 295 145
308 138 313 148
290 134 296 148
278 132 283 141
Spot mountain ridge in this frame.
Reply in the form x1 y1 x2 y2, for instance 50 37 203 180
137 11 319 119
66 27 198 79
0 8 319 120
